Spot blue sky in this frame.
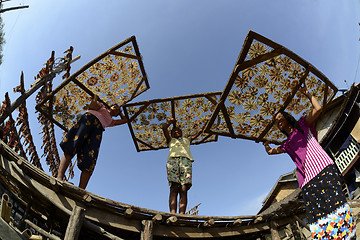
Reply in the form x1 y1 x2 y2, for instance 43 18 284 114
0 0 359 216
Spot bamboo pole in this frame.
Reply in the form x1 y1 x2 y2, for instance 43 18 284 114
0 5 29 13
24 219 61 240
0 193 9 221
64 206 85 240
21 228 32 239
3 199 12 223
29 236 44 240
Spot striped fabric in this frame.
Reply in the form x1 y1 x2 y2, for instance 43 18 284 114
301 130 334 188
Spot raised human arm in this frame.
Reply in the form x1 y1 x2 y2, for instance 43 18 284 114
299 85 322 126
88 95 101 111
110 109 128 127
162 117 175 144
263 141 285 155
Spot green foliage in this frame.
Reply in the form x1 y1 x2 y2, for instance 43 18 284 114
0 15 5 65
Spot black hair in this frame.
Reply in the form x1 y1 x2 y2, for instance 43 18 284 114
277 111 303 136
110 104 121 117
170 127 181 136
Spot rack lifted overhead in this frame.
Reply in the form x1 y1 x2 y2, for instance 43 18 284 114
36 36 150 132
123 91 222 152
205 30 338 145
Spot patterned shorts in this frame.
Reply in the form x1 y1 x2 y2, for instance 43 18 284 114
166 157 192 187
60 113 104 174
302 164 356 239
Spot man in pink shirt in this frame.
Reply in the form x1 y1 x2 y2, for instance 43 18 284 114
56 95 127 189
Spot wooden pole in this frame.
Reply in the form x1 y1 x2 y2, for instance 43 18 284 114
64 206 85 240
270 221 281 240
0 5 29 13
140 220 153 240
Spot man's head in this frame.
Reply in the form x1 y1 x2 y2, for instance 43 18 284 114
109 104 121 117
171 127 183 139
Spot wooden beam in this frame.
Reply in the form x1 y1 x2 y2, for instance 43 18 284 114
152 214 162 223
64 206 85 240
233 218 242 226
236 47 283 72
254 216 263 224
124 208 134 218
166 216 178 224
124 92 222 108
110 50 141 60
141 220 153 240
82 194 92 203
219 102 235 137
202 219 215 227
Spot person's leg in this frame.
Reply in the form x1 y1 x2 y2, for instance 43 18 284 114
178 157 192 214
78 170 92 189
179 184 190 214
77 115 102 189
169 183 180 213
56 152 72 181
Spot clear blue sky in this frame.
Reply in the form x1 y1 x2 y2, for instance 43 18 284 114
0 0 359 216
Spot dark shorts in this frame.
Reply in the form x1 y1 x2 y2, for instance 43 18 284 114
60 113 104 174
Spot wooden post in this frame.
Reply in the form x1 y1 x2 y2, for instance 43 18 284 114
64 206 85 240
141 220 153 240
270 221 280 240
